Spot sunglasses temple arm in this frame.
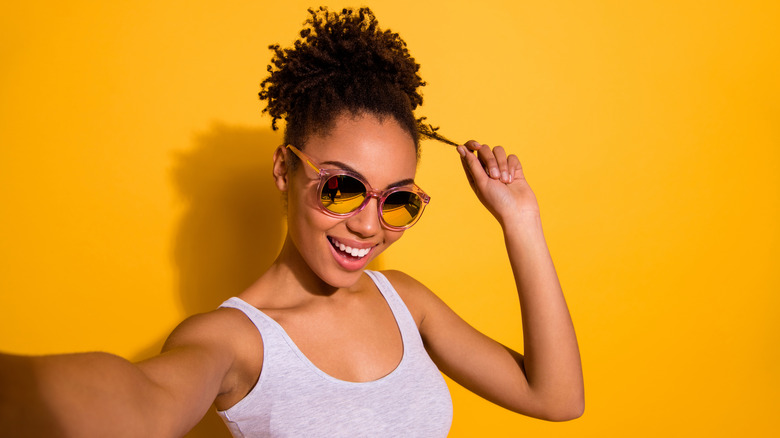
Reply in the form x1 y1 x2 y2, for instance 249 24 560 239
303 158 320 173
287 144 323 174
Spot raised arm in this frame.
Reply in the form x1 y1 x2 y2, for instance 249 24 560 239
405 140 583 421
0 308 250 437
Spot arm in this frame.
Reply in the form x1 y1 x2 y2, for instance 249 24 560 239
409 140 583 421
0 309 246 437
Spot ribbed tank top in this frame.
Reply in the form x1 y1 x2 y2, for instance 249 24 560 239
216 270 453 438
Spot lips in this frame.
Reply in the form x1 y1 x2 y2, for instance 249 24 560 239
325 235 378 272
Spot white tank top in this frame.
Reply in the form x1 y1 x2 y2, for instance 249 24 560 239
216 270 453 437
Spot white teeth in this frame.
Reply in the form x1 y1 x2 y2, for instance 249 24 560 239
331 238 370 259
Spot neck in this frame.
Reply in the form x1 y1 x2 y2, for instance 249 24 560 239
266 234 340 298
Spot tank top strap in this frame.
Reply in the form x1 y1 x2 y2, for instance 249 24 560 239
219 296 278 334
363 270 424 351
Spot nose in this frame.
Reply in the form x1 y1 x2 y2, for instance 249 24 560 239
345 196 381 237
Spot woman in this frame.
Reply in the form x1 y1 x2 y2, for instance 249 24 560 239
0 7 583 437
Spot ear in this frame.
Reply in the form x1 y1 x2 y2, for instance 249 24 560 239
272 145 290 192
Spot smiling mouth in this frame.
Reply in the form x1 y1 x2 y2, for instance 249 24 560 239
328 237 372 259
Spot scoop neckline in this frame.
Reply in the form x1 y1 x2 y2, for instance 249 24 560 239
229 272 408 386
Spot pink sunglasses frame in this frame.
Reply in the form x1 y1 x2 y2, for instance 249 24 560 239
286 145 430 231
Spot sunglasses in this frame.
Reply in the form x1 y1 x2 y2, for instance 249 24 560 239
286 145 430 231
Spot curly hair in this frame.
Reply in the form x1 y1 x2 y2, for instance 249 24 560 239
259 7 454 161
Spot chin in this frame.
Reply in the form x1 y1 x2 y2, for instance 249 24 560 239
324 271 364 289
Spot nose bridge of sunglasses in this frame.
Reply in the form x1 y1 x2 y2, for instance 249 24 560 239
365 188 386 200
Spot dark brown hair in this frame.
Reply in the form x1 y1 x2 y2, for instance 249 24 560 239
259 7 430 160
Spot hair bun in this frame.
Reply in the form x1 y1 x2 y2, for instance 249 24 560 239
260 7 426 130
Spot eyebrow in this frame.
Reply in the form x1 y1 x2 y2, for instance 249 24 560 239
321 160 416 189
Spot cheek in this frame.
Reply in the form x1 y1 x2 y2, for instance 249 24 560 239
382 229 404 247
286 175 317 221
286 180 337 237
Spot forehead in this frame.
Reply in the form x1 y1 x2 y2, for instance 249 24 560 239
302 113 418 184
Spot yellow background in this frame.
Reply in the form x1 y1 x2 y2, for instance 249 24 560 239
1 1 778 436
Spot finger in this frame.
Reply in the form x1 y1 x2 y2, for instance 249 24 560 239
491 146 510 183
476 143 501 180
463 139 482 152
460 140 493 181
506 154 524 183
458 147 476 189
461 144 491 187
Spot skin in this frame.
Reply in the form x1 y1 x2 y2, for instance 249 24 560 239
0 111 584 437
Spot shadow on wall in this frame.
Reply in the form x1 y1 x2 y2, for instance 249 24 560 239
172 123 283 438
173 123 285 316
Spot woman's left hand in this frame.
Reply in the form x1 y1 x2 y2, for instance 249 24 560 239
457 140 539 225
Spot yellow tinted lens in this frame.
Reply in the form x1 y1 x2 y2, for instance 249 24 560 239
382 191 423 227
320 175 366 214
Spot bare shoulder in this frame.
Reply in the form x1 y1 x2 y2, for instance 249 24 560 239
378 270 449 328
158 306 264 409
163 306 261 354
